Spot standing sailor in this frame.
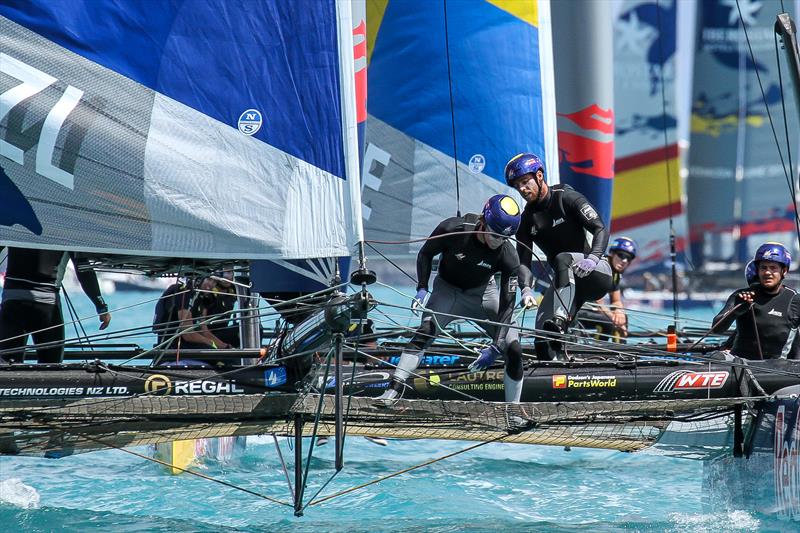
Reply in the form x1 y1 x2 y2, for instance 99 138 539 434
505 153 610 359
711 242 800 359
377 195 524 404
0 248 111 364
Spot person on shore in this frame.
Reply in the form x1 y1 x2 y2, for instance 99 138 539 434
505 153 610 359
711 242 800 360
377 194 524 405
0 248 111 363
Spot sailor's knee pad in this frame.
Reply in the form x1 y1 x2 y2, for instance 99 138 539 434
409 318 438 350
504 340 524 381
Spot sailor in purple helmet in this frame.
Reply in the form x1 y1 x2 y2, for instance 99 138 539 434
712 242 800 360
504 153 612 360
377 195 525 405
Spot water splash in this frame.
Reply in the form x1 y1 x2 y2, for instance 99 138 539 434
0 478 40 509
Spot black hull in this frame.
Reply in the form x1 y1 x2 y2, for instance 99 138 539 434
0 359 797 403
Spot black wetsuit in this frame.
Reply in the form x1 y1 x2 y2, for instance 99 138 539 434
417 214 519 339
711 285 800 359
515 185 610 360
0 248 107 363
195 287 239 348
515 184 609 290
153 282 196 348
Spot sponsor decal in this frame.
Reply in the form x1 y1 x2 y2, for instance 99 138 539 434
552 374 617 389
445 369 504 391
468 154 486 174
144 373 245 395
579 204 599 221
769 309 783 317
238 108 263 135
774 404 800 518
455 253 466 260
0 386 128 396
507 275 518 293
145 374 172 394
264 367 287 388
654 370 729 392
477 261 492 269
385 354 461 367
552 217 565 227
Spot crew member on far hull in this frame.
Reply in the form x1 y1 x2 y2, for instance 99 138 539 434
711 242 800 359
505 153 610 360
377 195 524 405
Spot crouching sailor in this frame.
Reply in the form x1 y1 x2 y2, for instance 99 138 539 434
711 242 800 359
377 195 524 405
505 153 610 360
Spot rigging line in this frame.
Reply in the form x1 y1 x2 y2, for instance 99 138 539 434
655 0 680 324
273 434 296 500
364 241 417 285
299 345 338 507
442 0 462 217
62 289 90 352
736 0 800 232
303 322 365 511
774 31 800 242
308 433 511 507
33 419 291 507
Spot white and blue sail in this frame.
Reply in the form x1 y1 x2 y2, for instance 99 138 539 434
0 0 363 261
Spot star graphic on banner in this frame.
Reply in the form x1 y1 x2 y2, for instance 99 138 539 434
721 0 761 26
616 11 653 54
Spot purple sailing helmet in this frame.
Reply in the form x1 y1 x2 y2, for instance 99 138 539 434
482 194 521 237
609 236 637 260
504 153 544 187
744 260 758 285
753 242 791 270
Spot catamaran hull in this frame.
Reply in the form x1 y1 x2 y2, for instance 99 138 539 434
0 359 796 402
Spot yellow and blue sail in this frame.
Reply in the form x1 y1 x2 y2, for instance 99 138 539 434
361 0 557 254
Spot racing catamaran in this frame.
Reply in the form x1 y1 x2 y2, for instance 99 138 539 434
1 0 799 519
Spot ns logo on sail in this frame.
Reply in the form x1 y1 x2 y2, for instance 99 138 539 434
238 109 263 136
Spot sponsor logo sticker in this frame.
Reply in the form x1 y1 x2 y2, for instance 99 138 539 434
579 204 598 221
654 371 729 392
552 375 567 389
238 108 263 135
468 154 486 174
264 367 287 388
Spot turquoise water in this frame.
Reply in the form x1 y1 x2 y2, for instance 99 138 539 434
0 287 792 531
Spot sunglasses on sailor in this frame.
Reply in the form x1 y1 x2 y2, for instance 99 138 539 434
614 251 634 263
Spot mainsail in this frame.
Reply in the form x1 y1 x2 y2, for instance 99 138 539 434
361 0 557 257
0 0 363 260
611 0 686 272
687 0 800 267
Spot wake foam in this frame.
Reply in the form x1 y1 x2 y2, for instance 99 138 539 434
0 478 40 509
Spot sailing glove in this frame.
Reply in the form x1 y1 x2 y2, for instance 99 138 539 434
468 344 502 372
411 288 428 315
520 287 536 309
574 255 600 278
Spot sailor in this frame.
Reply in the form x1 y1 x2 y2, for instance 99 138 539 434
377 194 524 404
711 242 800 359
575 237 637 340
505 153 610 359
198 270 240 349
153 276 233 351
0 248 111 364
